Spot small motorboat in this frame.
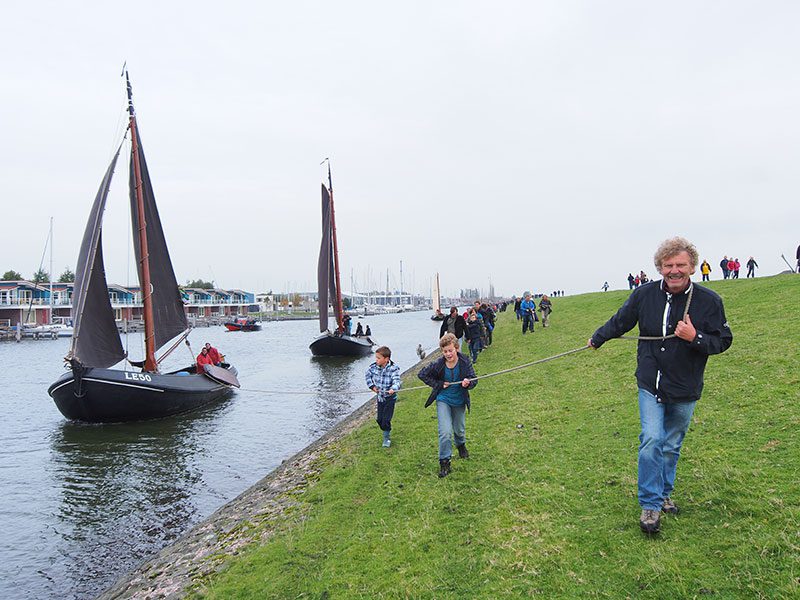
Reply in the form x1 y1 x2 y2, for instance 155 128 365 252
224 317 262 332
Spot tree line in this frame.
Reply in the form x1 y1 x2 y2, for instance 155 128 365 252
2 268 75 283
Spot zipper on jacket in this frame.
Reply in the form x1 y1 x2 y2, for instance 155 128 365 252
655 293 672 397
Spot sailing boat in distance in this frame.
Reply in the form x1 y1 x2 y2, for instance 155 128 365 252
309 161 374 357
48 72 239 422
431 272 444 320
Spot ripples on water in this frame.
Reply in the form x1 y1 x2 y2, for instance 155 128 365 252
0 312 439 599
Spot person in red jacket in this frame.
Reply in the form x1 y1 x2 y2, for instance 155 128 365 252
196 347 214 374
727 258 736 278
733 258 741 279
204 342 222 365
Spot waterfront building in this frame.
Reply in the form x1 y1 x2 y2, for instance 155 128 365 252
0 280 257 329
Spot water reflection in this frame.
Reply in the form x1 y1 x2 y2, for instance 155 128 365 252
308 357 366 437
1 312 433 599
44 402 228 599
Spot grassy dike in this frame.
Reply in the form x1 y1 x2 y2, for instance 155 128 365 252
194 275 799 599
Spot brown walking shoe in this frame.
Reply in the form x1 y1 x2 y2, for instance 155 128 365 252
662 497 679 514
639 509 661 534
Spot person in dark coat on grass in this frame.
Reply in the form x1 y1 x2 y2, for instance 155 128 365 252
418 333 477 478
588 236 732 535
439 306 467 349
719 256 729 279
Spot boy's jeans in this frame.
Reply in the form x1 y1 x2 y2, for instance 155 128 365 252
468 339 481 362
637 388 696 510
436 401 466 459
376 396 396 432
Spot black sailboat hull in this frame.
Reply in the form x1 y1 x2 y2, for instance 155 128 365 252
48 365 238 423
309 332 373 357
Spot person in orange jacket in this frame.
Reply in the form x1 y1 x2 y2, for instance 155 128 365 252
204 342 222 365
196 347 214 374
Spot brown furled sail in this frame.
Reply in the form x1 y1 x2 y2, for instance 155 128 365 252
128 135 189 351
316 184 337 332
69 149 126 368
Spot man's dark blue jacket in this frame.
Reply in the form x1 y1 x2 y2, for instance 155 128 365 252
590 280 732 403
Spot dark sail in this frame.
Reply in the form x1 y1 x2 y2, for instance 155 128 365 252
317 184 338 333
129 135 188 351
69 151 125 368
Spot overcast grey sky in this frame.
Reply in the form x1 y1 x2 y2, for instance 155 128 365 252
2 1 797 298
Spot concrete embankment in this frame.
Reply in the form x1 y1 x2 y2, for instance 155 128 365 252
98 352 438 599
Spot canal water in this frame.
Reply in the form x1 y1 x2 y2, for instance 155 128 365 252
0 311 443 599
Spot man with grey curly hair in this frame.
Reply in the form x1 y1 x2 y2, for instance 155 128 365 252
587 236 732 535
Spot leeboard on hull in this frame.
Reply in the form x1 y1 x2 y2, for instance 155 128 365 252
309 332 373 357
48 365 238 423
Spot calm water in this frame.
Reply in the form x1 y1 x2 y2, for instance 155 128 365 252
0 311 441 599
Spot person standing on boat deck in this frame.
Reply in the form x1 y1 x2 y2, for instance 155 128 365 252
439 306 466 350
204 342 222 366
587 236 732 535
366 346 401 448
196 347 214 374
418 333 477 478
343 314 352 335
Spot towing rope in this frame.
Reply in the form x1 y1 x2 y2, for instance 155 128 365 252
237 344 590 396
237 286 695 397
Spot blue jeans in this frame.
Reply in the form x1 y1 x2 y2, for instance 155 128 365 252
522 313 535 333
468 338 482 362
637 388 696 510
436 401 466 459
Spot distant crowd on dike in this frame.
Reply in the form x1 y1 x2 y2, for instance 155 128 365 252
701 256 759 280
365 235 740 540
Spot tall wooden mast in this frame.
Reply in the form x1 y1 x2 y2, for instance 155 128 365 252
126 72 158 372
326 161 345 333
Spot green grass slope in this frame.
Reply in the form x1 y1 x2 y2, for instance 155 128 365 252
195 275 799 599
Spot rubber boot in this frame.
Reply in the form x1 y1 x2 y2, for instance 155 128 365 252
457 444 469 459
438 458 451 478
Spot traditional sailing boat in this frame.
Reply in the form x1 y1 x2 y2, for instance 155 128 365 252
309 162 373 357
430 272 444 320
48 72 239 422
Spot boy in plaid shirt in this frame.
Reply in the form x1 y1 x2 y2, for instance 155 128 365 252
365 346 401 447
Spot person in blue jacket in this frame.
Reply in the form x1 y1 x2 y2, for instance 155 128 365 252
520 293 537 334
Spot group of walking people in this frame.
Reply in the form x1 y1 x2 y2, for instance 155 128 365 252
708 256 758 280
366 235 733 539
627 271 650 289
514 293 552 333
